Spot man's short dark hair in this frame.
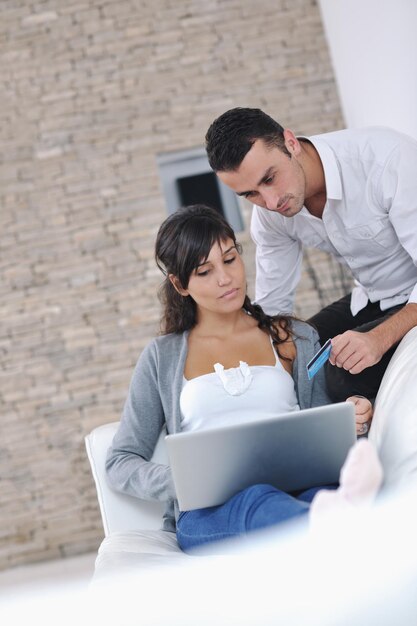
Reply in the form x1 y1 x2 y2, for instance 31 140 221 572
205 107 289 172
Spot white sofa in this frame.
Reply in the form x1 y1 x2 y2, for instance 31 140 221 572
85 425 189 577
86 327 417 580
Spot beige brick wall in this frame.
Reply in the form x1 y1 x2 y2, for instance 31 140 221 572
0 0 350 569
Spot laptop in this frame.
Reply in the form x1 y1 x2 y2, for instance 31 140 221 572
165 402 356 511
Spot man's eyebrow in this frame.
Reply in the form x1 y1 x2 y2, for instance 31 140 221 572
236 167 275 197
257 166 275 187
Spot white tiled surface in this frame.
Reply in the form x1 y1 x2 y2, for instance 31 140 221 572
0 552 97 593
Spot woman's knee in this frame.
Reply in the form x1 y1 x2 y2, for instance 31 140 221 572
240 483 276 498
233 483 279 512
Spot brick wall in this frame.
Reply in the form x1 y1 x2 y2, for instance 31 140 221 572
0 0 350 569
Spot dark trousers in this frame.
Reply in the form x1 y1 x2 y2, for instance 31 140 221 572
308 294 404 403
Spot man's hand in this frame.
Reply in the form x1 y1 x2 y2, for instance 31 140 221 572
329 303 417 375
329 330 384 374
345 395 373 436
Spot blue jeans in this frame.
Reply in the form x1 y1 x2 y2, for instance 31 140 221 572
176 483 336 552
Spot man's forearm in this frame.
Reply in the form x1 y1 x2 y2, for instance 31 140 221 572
368 302 417 353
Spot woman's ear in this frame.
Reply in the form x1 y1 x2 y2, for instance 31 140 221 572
169 274 189 297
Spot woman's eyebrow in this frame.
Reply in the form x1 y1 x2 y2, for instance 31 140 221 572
196 246 236 268
221 245 236 256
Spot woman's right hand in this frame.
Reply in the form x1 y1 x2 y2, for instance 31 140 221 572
345 395 373 436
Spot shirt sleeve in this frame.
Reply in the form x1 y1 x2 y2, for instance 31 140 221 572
105 342 176 503
380 137 417 304
250 204 303 315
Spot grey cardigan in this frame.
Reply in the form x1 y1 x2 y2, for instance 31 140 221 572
106 320 331 532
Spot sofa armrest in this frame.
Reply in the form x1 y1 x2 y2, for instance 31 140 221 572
85 422 166 536
369 327 417 489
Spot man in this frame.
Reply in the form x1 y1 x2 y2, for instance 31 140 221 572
205 107 417 401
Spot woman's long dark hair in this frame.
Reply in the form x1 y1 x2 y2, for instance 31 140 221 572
155 204 295 358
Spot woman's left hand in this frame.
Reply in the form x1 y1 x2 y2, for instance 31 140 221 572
345 395 373 436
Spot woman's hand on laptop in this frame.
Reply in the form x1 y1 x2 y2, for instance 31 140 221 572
345 395 373 436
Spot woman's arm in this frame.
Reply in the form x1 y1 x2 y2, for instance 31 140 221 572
292 321 333 409
346 396 373 436
105 341 176 503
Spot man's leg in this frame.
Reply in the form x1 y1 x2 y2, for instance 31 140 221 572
308 294 403 345
308 295 404 402
309 294 356 344
324 342 398 402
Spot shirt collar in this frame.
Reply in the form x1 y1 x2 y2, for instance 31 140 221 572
300 135 343 201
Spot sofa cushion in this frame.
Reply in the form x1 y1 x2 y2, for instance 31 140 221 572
92 530 190 581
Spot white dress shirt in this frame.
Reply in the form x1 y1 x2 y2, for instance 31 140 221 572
251 126 417 316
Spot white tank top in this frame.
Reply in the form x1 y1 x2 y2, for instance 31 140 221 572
180 338 300 432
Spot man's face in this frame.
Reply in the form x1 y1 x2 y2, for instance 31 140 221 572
217 136 307 217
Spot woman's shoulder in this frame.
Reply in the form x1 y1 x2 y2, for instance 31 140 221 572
289 319 321 367
132 332 188 385
272 317 317 343
140 331 188 363
290 318 318 341
144 330 186 350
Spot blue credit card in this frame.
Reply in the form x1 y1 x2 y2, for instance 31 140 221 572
306 338 332 380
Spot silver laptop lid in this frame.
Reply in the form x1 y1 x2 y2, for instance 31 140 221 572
166 402 356 511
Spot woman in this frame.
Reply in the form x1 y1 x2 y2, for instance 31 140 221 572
106 205 380 552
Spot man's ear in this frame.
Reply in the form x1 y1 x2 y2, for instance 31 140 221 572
169 274 189 297
283 129 301 157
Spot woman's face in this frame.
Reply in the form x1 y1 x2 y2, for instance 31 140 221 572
174 237 246 315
